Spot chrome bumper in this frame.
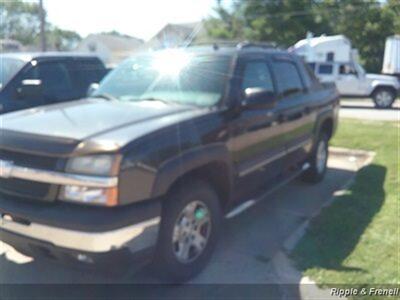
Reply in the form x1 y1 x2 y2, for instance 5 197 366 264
0 159 117 188
0 214 160 253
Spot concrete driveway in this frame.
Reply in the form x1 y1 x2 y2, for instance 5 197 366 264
340 98 399 121
0 148 373 298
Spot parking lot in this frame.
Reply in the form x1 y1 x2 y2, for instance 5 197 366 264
0 148 373 298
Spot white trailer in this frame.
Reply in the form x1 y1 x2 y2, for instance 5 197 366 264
291 34 355 63
382 35 400 78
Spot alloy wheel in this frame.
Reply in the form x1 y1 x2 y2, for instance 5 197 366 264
375 90 393 107
172 200 211 263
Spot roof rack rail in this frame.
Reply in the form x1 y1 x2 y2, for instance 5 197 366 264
186 41 277 50
237 41 277 49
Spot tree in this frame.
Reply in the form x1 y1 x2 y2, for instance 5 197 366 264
204 1 247 41
384 0 400 34
204 0 331 46
0 0 82 51
243 0 331 47
317 0 396 72
204 0 397 73
0 0 41 45
100 30 135 39
46 27 82 51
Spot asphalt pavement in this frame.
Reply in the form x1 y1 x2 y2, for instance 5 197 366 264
0 148 373 299
340 98 399 121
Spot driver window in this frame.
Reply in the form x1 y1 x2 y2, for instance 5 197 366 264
241 61 274 93
339 64 357 76
22 62 72 102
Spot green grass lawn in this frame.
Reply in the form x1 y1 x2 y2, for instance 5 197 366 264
292 119 399 286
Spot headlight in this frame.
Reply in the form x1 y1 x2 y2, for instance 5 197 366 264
66 155 120 176
61 154 121 206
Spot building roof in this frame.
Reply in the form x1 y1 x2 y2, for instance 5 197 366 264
81 34 144 52
151 22 201 38
147 22 204 48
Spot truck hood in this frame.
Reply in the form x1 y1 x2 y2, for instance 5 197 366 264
0 98 196 142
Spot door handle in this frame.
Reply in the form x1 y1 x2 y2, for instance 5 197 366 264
304 107 311 114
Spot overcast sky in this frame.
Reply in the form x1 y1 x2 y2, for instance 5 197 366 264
43 0 217 41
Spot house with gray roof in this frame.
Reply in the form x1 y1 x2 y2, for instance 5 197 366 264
76 34 144 67
146 22 205 50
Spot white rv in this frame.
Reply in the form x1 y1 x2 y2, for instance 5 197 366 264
292 34 356 63
382 35 400 78
292 34 399 108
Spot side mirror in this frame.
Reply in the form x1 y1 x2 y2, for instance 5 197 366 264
87 83 99 97
17 79 43 100
242 88 276 109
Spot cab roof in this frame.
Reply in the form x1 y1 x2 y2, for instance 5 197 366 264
0 52 101 62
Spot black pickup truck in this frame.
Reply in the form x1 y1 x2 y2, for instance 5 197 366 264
0 44 339 281
0 52 107 114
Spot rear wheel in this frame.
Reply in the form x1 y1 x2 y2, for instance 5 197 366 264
372 87 395 108
152 180 221 282
302 132 329 183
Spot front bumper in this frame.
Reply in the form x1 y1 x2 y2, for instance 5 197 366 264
0 229 154 270
0 197 161 267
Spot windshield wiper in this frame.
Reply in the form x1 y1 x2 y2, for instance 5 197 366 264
92 93 117 101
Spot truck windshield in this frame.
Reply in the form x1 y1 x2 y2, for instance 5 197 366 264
0 57 25 90
95 50 231 107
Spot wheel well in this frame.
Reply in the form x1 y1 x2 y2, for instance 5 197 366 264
167 161 231 210
320 118 333 140
371 85 396 97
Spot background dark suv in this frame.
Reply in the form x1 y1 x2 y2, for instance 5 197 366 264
0 52 107 114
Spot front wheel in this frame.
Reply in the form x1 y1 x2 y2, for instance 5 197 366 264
302 133 329 183
152 180 221 282
372 87 396 108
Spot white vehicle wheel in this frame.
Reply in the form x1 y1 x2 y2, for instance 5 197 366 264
373 88 395 108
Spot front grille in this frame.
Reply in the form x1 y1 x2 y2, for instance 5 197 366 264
0 178 53 200
0 149 60 170
0 149 62 202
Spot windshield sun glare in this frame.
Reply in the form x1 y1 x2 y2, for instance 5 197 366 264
151 50 191 77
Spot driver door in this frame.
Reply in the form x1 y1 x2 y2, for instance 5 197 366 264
336 63 363 95
231 57 285 181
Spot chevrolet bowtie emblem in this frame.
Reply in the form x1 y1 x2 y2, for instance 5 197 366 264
0 160 14 179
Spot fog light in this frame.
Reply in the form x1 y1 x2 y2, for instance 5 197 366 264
61 185 118 206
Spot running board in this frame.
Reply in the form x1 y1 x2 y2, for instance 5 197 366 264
225 162 310 219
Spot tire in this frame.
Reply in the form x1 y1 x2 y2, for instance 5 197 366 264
152 179 222 282
372 87 396 108
302 132 329 183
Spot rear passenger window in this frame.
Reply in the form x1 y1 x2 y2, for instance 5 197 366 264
241 61 274 93
272 61 304 96
69 60 105 91
318 64 333 74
